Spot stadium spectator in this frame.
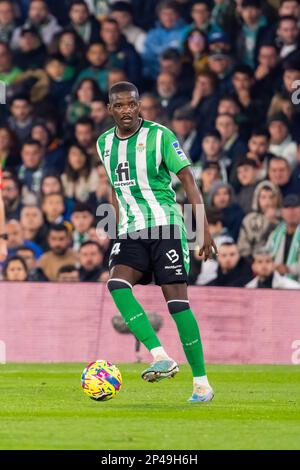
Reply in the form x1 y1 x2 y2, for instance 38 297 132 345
215 113 248 164
237 180 282 259
16 245 47 281
8 94 33 144
74 117 98 164
67 78 102 125
57 264 80 282
156 71 187 119
266 194 300 282
71 202 94 251
44 55 75 114
200 129 228 181
140 93 169 126
20 204 48 251
107 67 128 89
188 1 222 38
292 142 300 188
5 219 43 259
74 41 109 94
31 122 67 174
182 28 208 75
38 224 78 281
205 241 253 287
267 156 300 197
198 162 222 205
61 143 99 203
87 163 111 215
278 0 300 20
160 47 195 95
42 192 66 228
207 49 233 95
0 0 18 44
67 0 100 45
100 18 142 85
142 0 188 79
11 0 62 49
275 15 300 59
209 180 244 240
0 126 20 169
110 1 146 54
171 106 201 162
89 97 115 134
190 70 219 133
267 91 300 142
13 25 47 71
3 255 28 281
50 29 85 74
246 128 271 180
235 158 258 213
78 240 106 281
246 246 300 289
0 41 22 86
18 139 45 199
2 173 22 220
267 112 297 169
254 43 282 102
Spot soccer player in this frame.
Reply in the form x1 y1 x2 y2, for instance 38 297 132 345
0 168 8 262
97 82 217 403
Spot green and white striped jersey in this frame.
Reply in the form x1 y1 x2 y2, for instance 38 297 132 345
96 119 191 235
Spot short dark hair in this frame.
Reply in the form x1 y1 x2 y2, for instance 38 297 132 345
109 81 139 102
3 256 28 279
42 192 64 205
79 241 103 253
72 202 94 215
236 158 257 169
206 208 224 225
69 0 88 12
268 155 291 169
241 0 261 8
233 64 254 78
250 128 271 139
57 264 79 275
161 48 181 61
48 223 69 236
16 246 35 256
279 14 298 24
22 138 42 148
283 59 300 72
75 116 95 128
156 1 181 15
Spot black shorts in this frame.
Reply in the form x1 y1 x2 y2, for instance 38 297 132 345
109 225 190 286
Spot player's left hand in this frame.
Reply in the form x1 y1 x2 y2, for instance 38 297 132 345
199 230 218 262
0 239 8 263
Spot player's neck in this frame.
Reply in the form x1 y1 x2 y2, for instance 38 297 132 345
115 118 142 139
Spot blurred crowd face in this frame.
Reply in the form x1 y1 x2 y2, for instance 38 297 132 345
0 43 11 72
46 59 65 80
172 118 194 138
68 146 86 171
187 30 206 55
217 98 240 116
77 80 94 104
269 121 289 144
108 69 127 88
252 254 274 279
268 159 291 186
208 55 231 75
10 99 31 122
277 19 299 44
5 220 24 248
201 167 220 191
0 127 11 151
70 3 89 25
101 21 120 49
279 0 300 18
75 123 94 147
17 248 36 272
248 134 269 157
202 136 222 158
218 244 240 272
213 187 231 208
79 243 103 271
195 73 215 96
216 114 237 142
232 72 253 92
59 32 76 57
90 100 108 123
31 125 49 148
191 2 210 27
283 69 300 93
29 0 48 24
48 230 70 255
240 5 261 26
258 188 278 213
87 43 108 67
158 7 179 29
157 73 177 99
21 143 43 169
58 269 79 282
42 194 64 221
0 0 15 26
258 45 279 70
21 206 43 232
140 96 160 121
282 205 300 226
94 227 110 251
5 259 27 281
41 176 61 195
2 177 19 206
19 31 40 52
110 10 132 29
71 211 93 234
160 56 181 76
237 164 257 186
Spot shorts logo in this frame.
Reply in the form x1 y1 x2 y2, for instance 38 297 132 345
175 268 182 275
114 161 136 188
172 141 188 161
166 249 179 264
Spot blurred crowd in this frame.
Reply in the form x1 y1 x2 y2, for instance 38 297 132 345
0 0 300 288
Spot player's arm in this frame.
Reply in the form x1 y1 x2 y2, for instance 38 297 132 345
177 166 218 261
0 172 8 263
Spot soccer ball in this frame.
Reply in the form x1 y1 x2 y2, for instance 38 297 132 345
81 360 122 401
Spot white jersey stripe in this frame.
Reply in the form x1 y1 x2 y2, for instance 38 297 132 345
118 139 146 232
136 127 168 227
155 128 162 172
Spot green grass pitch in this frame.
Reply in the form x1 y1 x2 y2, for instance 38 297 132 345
0 363 299 450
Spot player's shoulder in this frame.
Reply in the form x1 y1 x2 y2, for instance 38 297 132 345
143 120 174 137
96 126 115 146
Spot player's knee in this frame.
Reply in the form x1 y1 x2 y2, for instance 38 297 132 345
167 300 190 315
107 278 133 292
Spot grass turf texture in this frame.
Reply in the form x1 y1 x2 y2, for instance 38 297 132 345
0 363 299 450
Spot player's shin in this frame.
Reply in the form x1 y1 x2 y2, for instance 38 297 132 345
107 279 161 351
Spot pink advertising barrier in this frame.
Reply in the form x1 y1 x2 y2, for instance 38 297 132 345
0 283 299 364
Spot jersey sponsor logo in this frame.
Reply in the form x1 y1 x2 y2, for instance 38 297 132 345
114 162 136 188
172 141 188 161
104 149 110 158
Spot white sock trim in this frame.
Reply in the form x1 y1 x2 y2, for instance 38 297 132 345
193 376 210 387
167 299 189 304
107 278 133 289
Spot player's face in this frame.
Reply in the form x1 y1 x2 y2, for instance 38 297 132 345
108 91 141 132
6 260 27 281
253 255 274 278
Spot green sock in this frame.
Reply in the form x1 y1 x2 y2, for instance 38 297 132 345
172 308 206 377
110 288 161 351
